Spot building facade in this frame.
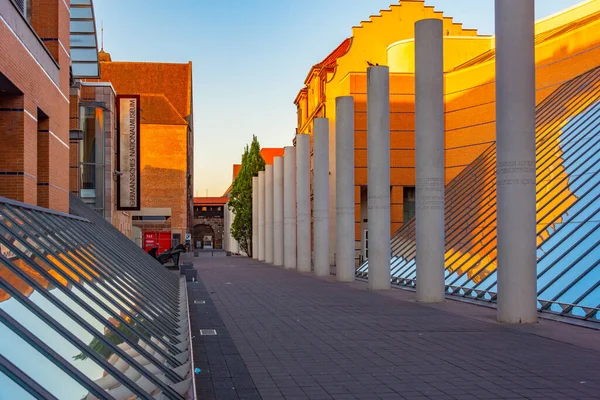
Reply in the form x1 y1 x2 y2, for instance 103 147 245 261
193 196 227 249
90 55 194 248
0 1 196 396
295 0 600 266
0 0 72 212
69 80 133 238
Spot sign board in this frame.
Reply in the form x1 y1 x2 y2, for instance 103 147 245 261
185 233 192 241
116 95 141 210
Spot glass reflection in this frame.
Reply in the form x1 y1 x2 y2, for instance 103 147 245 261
359 67 600 321
0 371 37 400
0 228 171 368
3 205 178 351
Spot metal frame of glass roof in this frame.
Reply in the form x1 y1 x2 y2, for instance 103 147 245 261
70 0 100 78
357 66 600 325
0 194 193 399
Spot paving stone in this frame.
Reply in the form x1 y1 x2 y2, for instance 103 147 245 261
186 253 600 400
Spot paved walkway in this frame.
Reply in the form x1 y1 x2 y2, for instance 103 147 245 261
186 253 600 400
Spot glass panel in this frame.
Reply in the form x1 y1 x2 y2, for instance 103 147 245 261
0 262 156 398
72 63 99 78
70 7 93 18
70 20 94 33
70 0 91 5
0 220 174 372
71 48 99 62
0 295 110 399
0 371 37 400
79 107 105 215
70 34 96 47
361 67 600 320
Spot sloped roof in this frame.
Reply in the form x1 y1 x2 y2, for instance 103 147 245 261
222 164 242 197
301 38 351 87
95 60 192 119
222 152 283 198
315 38 352 69
194 197 228 206
260 148 284 165
232 164 242 180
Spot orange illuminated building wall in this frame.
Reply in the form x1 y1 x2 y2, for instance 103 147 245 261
295 0 600 262
88 52 194 243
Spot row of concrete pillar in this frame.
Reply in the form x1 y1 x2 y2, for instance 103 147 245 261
252 0 537 324
252 106 358 283
223 205 239 255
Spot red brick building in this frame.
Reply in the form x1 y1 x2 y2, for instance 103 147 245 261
85 53 194 247
0 0 73 211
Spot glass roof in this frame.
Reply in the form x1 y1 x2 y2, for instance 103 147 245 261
0 195 192 398
357 65 600 324
70 0 99 78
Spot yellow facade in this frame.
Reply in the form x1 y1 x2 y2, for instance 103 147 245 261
295 0 600 257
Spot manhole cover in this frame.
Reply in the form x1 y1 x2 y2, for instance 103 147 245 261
199 329 217 336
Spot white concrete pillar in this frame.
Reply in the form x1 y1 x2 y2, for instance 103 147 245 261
252 176 258 259
227 207 232 252
265 165 274 263
296 134 311 272
273 156 284 266
284 146 297 269
367 66 391 290
328 118 337 268
223 204 229 251
313 119 330 277
495 0 537 323
231 208 239 254
336 96 355 282
415 19 445 303
258 171 266 261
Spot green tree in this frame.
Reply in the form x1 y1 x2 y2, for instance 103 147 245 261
228 135 265 256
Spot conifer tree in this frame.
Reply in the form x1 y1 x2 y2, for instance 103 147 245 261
228 135 265 256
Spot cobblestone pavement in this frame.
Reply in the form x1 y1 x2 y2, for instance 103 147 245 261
187 253 600 400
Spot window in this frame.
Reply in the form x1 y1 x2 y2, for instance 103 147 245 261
172 233 181 247
78 106 105 216
403 186 416 222
36 110 49 208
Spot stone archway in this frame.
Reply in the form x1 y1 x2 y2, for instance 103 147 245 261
193 217 224 249
193 224 214 249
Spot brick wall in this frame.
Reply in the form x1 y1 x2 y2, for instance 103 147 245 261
0 0 70 212
92 60 194 237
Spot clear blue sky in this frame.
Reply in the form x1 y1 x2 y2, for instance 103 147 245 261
93 0 584 197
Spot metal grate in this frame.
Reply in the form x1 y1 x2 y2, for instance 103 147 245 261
193 300 205 304
199 329 217 336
